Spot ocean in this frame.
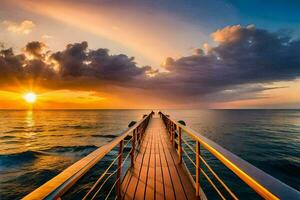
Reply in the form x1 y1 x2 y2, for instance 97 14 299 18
0 110 299 199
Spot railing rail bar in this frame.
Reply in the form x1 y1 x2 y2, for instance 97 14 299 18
104 177 120 200
83 153 122 200
182 137 238 199
124 137 133 147
90 168 118 200
90 149 131 200
201 169 226 200
182 148 196 167
182 137 196 154
83 138 134 200
83 136 134 200
200 155 238 200
181 159 208 200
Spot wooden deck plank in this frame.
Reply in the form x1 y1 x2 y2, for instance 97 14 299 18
158 132 176 200
155 131 165 200
161 129 199 200
159 130 187 200
145 129 156 200
134 132 153 200
122 130 152 200
121 116 197 200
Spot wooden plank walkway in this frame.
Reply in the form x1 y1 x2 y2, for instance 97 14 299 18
121 116 198 200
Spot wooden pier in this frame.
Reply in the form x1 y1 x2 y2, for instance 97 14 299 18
121 117 198 200
23 112 300 200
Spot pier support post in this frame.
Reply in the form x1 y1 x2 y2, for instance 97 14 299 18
137 126 141 145
117 140 124 200
178 126 182 163
195 141 201 196
131 130 136 167
170 122 173 143
173 123 177 147
171 122 175 145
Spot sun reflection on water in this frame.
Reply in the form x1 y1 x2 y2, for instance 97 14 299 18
26 110 35 128
24 110 36 149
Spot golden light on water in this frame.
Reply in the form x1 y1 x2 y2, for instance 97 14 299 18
23 92 37 103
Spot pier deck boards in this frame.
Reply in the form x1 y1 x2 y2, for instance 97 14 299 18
121 116 198 200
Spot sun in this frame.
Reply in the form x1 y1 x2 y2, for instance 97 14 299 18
23 92 37 103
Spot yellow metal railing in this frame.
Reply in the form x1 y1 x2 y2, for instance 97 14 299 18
160 112 300 200
23 112 154 200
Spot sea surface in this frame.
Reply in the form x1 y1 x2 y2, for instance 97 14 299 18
0 110 299 199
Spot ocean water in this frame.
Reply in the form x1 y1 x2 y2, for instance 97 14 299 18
0 110 299 199
164 109 300 199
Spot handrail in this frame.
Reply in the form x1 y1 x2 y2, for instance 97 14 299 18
23 112 153 200
181 136 238 199
82 137 133 200
160 112 300 200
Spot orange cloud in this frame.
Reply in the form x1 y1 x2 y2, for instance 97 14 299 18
211 24 255 43
2 20 35 34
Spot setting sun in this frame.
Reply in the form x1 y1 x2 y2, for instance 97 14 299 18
23 92 37 103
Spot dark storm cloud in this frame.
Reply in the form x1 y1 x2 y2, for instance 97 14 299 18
87 48 151 81
24 41 46 59
49 41 151 82
50 42 88 77
0 25 300 102
0 45 55 83
0 41 152 88
0 48 25 80
158 25 300 97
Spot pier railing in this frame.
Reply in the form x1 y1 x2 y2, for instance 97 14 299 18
23 112 153 200
160 112 300 200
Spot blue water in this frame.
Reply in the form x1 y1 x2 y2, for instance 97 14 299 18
0 110 299 199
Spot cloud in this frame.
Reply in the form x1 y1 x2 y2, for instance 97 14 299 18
0 41 152 90
24 41 47 59
2 20 35 34
50 41 151 83
42 34 53 39
1 25 300 105
211 25 255 43
158 25 300 100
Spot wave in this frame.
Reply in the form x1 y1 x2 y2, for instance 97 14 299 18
4 130 24 133
61 125 94 129
5 128 44 134
273 158 300 176
43 145 98 153
12 126 25 129
0 145 98 168
90 134 132 140
0 150 42 167
60 124 105 130
0 135 16 139
90 134 117 138
2 140 22 144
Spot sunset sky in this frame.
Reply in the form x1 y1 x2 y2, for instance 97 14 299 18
1 0 300 109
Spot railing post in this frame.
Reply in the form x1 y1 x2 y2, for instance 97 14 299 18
116 140 124 200
172 123 175 147
195 141 201 196
170 122 174 144
131 130 136 167
137 126 141 145
178 126 182 163
141 124 144 138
